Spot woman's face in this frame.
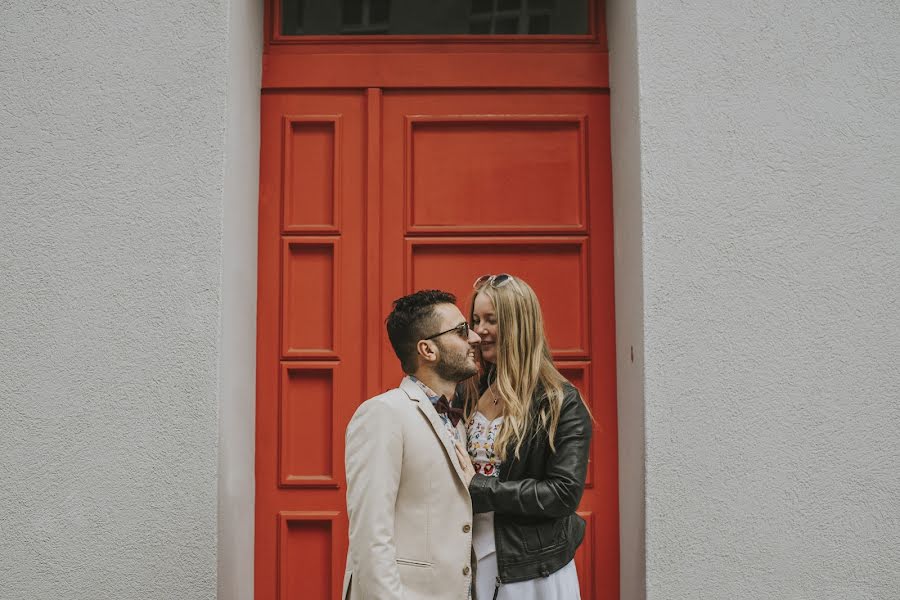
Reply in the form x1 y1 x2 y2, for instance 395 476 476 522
472 292 499 364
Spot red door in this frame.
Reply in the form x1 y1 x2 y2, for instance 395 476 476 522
256 4 617 599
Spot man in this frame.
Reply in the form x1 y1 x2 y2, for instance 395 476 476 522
342 290 481 600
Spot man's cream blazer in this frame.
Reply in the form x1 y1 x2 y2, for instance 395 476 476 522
343 377 473 600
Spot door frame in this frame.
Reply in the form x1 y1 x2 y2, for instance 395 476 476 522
255 2 617 599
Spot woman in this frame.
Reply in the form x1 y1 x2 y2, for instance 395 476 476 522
453 274 593 600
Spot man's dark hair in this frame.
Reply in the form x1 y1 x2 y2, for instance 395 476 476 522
386 289 457 374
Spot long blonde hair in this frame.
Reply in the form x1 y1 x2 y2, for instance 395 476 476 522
462 275 589 461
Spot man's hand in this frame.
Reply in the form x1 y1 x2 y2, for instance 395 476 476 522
454 440 476 486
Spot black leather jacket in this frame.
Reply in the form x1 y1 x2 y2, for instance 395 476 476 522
466 382 592 586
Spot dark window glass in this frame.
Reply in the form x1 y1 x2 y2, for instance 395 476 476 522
529 14 550 34
471 0 493 15
469 18 492 34
281 0 589 36
494 17 519 34
343 0 363 25
370 0 390 23
282 0 305 34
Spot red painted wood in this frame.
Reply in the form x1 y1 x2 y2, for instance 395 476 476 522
256 92 366 600
257 4 617 599
404 115 588 235
262 51 609 90
380 90 618 600
402 236 591 359
364 88 384 399
277 512 342 599
281 115 343 234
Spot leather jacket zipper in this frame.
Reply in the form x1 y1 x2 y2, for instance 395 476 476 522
492 458 511 596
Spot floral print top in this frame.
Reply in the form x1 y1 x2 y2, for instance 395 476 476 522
467 412 504 477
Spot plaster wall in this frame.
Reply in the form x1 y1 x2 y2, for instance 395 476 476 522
622 0 900 597
0 1 233 598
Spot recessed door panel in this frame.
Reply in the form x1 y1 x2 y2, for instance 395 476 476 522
407 117 586 233
406 237 590 356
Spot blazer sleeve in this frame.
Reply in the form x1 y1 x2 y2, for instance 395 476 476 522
345 397 405 599
468 387 592 518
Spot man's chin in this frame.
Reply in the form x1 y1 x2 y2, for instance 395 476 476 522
435 361 478 383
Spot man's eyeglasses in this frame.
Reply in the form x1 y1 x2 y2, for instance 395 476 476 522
423 322 471 341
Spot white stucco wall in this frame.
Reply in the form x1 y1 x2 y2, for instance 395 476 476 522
610 0 900 598
0 1 260 597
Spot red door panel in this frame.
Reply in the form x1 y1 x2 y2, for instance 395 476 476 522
256 92 366 600
380 91 618 600
258 88 617 600
407 118 587 233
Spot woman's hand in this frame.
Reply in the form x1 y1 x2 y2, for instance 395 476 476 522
454 440 476 485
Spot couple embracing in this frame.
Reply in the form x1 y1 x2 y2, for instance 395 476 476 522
343 275 593 600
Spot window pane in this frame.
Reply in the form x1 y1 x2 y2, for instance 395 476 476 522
471 0 494 15
280 0 590 36
528 14 551 34
469 18 492 34
370 0 390 23
343 0 363 26
494 17 520 34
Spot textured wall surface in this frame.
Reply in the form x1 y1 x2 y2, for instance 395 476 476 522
0 1 229 598
629 0 900 598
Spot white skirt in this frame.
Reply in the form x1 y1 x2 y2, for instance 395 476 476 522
473 513 580 600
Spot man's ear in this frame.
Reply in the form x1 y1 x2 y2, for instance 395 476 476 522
416 339 438 364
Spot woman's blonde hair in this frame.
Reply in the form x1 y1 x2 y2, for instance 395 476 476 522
462 275 589 461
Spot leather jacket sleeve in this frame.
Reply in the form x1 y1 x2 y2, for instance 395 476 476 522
468 386 592 517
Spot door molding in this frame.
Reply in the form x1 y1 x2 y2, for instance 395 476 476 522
262 51 609 89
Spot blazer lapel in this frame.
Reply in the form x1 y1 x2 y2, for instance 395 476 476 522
399 378 468 488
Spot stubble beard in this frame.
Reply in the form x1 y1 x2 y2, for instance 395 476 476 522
433 340 478 382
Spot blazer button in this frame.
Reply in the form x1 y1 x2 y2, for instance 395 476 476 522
462 524 471 533
463 566 471 576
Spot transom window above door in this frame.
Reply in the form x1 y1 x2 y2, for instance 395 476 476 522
280 0 590 36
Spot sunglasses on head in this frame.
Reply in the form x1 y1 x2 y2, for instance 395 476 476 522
472 273 513 290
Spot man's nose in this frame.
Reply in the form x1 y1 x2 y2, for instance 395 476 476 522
468 330 482 344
